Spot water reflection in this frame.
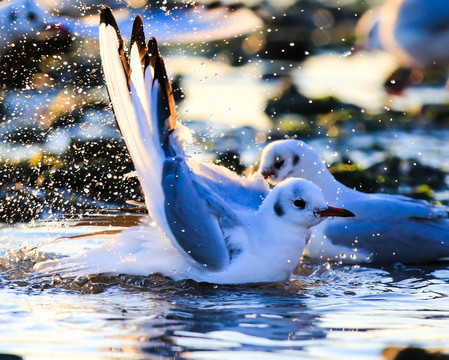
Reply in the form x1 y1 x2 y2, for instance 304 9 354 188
100 283 322 359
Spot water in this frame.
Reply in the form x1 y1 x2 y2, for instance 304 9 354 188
0 220 447 359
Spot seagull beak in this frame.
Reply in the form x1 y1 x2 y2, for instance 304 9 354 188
315 206 355 218
261 170 274 180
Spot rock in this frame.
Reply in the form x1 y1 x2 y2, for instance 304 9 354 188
383 346 449 360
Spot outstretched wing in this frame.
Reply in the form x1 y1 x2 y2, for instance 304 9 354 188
100 8 168 229
99 7 234 271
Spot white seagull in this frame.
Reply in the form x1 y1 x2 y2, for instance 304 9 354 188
34 7 354 284
260 139 449 264
357 0 449 68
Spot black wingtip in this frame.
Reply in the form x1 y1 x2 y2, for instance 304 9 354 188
100 6 115 26
100 5 124 42
147 37 159 58
131 15 147 60
148 36 158 50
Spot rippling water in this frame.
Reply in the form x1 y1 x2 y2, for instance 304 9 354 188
0 221 448 359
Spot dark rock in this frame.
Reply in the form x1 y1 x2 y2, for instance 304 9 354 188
383 346 449 360
330 162 379 193
74 275 89 287
265 76 359 118
366 156 446 192
0 354 24 360
330 156 447 200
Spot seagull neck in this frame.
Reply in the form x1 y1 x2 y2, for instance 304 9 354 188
254 208 308 271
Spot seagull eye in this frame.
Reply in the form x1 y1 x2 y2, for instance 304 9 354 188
294 199 306 209
274 159 284 170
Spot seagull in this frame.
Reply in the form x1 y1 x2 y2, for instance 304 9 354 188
355 0 449 94
357 0 449 68
259 139 449 264
34 7 354 284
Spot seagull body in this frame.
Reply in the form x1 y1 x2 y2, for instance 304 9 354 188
260 139 449 264
358 0 449 68
35 8 353 284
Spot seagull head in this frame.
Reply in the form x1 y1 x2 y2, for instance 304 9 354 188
260 139 325 186
263 178 354 230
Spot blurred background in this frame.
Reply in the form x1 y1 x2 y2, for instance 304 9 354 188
1 0 449 223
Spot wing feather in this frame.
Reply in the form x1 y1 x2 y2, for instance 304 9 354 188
324 216 449 264
100 7 170 238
